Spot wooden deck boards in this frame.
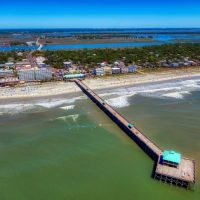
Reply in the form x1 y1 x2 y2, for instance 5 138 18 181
156 157 195 182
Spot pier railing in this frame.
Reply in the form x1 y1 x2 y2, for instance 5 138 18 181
74 79 195 188
75 79 162 159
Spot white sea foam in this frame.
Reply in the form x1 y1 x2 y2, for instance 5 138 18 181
60 105 75 110
0 104 37 114
36 96 86 109
36 99 69 108
2 78 200 112
0 95 86 114
106 96 129 108
99 92 118 97
105 93 135 108
104 78 200 108
56 114 79 122
68 114 79 122
162 91 190 99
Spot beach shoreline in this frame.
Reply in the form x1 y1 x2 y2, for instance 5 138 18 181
1 68 200 101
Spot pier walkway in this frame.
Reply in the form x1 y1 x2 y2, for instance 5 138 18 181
74 79 195 189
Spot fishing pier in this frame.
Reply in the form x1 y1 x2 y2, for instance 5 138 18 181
74 79 195 189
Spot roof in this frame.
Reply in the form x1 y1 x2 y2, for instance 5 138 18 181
64 74 85 79
5 62 14 66
128 123 134 128
112 67 121 70
128 65 138 68
63 61 72 64
163 150 181 164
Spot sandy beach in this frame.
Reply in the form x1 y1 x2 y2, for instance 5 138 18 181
1 68 200 100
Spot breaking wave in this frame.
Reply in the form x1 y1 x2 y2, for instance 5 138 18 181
35 96 86 108
104 78 200 108
0 104 39 115
105 93 136 108
0 96 86 115
59 105 75 110
1 78 200 112
162 91 191 99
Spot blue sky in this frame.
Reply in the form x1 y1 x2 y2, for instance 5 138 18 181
1 0 200 28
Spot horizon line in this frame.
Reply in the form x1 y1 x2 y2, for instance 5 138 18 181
0 27 200 30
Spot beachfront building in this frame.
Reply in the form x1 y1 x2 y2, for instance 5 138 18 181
113 61 125 68
112 67 121 74
121 67 129 74
128 65 138 73
0 69 14 77
35 68 52 81
160 58 198 68
18 70 35 81
187 61 197 66
0 77 19 86
170 63 180 68
161 150 181 168
18 68 52 81
93 68 105 76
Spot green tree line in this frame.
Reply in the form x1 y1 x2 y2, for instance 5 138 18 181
0 51 25 64
34 43 200 69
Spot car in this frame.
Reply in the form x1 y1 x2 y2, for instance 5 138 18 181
128 123 134 129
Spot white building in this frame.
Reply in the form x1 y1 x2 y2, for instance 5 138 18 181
93 68 105 76
5 62 14 68
35 68 52 80
64 61 73 68
0 69 14 77
18 68 52 81
0 77 19 85
112 67 121 74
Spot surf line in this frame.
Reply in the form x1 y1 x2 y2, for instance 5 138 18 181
73 79 195 190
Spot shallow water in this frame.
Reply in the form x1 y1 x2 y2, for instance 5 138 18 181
0 78 200 200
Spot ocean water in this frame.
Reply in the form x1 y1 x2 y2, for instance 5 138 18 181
0 78 200 200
